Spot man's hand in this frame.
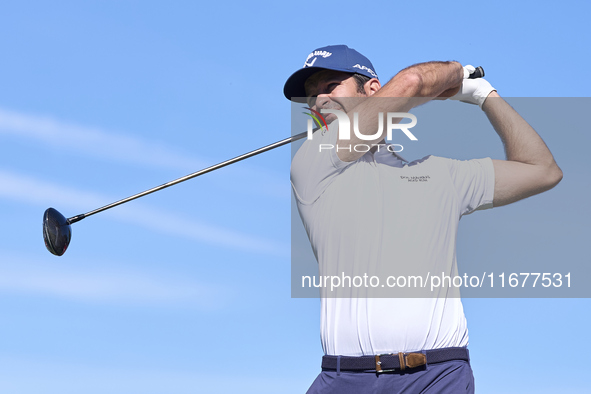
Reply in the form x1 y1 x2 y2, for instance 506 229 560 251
462 65 477 79
436 65 485 100
449 78 496 108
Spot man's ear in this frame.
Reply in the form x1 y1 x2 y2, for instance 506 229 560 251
365 78 381 96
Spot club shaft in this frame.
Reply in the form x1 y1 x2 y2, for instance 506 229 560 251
67 131 307 224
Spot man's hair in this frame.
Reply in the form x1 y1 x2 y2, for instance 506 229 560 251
352 73 371 94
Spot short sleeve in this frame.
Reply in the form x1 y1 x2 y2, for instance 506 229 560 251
290 123 354 205
444 157 495 216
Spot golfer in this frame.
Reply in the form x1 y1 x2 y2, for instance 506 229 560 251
286 45 562 393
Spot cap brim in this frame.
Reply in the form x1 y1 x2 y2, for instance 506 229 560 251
283 67 328 103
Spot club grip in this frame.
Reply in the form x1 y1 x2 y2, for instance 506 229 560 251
468 66 485 79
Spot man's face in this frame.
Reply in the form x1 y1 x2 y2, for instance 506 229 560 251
304 70 368 124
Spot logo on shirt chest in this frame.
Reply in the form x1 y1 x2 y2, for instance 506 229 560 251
400 175 431 182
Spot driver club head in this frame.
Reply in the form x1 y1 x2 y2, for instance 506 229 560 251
43 208 72 256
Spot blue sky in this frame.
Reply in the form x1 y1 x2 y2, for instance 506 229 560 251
0 1 589 393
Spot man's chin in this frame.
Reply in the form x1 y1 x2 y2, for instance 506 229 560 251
324 114 337 125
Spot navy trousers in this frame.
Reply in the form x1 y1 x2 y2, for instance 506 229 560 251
306 359 474 394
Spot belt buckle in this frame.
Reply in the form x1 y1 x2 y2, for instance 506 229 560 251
375 352 427 373
374 353 396 374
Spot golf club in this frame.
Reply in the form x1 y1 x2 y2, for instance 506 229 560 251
43 66 485 256
43 131 307 256
468 66 484 79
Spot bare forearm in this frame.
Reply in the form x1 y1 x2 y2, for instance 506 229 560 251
337 61 464 162
483 92 557 167
377 61 464 101
483 92 563 206
354 62 463 114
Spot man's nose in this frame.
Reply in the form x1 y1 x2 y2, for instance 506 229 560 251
315 94 331 109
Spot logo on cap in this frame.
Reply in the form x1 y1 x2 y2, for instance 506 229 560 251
353 64 377 78
303 50 333 68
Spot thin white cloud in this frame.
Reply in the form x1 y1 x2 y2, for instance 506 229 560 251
0 168 105 208
0 252 227 308
0 107 207 171
0 169 288 255
0 107 288 199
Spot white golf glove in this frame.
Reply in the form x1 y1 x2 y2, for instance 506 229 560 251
463 65 477 79
450 78 496 109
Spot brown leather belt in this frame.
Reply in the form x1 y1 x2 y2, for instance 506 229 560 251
321 347 469 373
